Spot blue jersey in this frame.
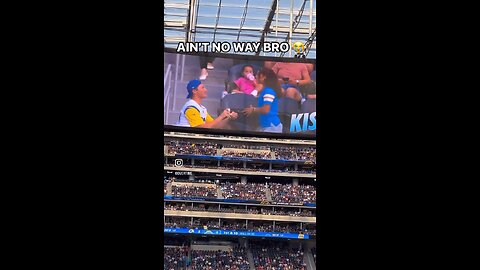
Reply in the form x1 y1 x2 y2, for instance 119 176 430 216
258 87 281 128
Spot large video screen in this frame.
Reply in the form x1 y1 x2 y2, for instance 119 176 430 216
164 51 317 138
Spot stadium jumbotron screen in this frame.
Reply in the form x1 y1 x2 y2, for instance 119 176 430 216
164 50 317 138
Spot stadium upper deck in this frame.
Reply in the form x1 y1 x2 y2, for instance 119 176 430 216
164 0 317 59
164 132 316 178
165 131 316 145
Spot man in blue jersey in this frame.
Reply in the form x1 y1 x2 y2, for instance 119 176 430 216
241 68 283 133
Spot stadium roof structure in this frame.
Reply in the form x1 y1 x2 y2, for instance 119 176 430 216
164 0 317 59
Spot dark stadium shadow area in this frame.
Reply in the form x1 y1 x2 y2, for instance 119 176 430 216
164 233 317 269
163 229 316 269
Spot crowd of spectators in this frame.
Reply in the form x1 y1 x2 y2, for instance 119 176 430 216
271 146 297 160
167 181 316 205
296 169 316 174
171 185 217 198
259 208 315 217
237 222 304 234
198 220 222 229
219 222 247 231
190 248 250 270
270 183 316 204
165 140 316 162
251 243 306 270
165 204 259 215
167 141 219 156
296 147 316 162
164 241 314 270
164 242 313 270
164 246 189 270
222 150 271 159
164 178 170 195
223 144 269 150
303 224 317 236
164 217 191 228
164 204 188 211
221 182 267 201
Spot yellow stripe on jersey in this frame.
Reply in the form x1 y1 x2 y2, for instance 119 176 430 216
206 113 214 122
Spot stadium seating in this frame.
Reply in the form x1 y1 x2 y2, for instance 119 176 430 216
164 178 170 195
166 139 316 163
164 239 312 270
167 141 219 156
164 246 189 270
277 97 300 133
278 97 300 114
221 182 267 201
171 185 217 198
219 93 259 131
310 70 316 82
220 93 257 113
163 134 316 270
190 248 250 270
301 99 316 113
251 242 307 270
269 183 316 204
166 180 316 205
163 239 313 270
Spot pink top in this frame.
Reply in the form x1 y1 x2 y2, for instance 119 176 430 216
234 77 255 95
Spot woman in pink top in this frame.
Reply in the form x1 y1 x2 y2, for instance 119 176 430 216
231 65 263 97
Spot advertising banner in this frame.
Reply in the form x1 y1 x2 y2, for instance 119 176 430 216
163 227 310 239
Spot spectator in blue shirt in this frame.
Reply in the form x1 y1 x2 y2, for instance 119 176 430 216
242 68 283 133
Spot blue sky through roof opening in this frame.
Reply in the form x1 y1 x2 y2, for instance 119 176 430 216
165 0 316 58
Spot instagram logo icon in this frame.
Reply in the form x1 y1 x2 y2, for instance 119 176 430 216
174 159 183 167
